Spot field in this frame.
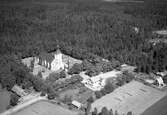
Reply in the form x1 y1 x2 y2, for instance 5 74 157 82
0 85 11 113
91 81 167 115
12 100 78 115
141 95 167 115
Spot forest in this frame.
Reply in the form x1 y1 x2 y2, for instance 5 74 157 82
0 0 167 90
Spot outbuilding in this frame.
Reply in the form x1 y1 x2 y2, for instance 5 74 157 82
71 100 82 109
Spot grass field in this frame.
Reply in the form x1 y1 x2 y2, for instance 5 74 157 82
12 100 78 115
141 95 167 115
91 81 167 115
0 85 11 113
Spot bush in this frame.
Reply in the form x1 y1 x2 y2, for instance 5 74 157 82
104 82 115 94
47 92 56 100
60 71 66 78
40 91 46 96
95 91 102 99
87 96 94 103
68 63 83 75
127 111 133 115
163 76 167 83
10 93 19 106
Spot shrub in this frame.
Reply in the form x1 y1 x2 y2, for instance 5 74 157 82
10 93 19 106
95 91 102 99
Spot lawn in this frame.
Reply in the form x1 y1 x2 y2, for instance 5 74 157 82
141 95 167 115
0 85 11 113
91 81 167 115
12 100 78 115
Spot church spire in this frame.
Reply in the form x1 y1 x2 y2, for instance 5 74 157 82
56 44 61 54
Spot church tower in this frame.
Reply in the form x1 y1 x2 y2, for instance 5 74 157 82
51 45 64 71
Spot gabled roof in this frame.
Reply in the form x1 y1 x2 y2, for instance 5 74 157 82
55 49 61 54
72 100 82 108
11 85 27 96
38 52 54 63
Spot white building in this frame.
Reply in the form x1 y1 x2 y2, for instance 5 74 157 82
71 100 82 109
35 48 66 72
11 85 28 97
82 70 122 91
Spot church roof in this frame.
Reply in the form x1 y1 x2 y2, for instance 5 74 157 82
39 52 55 63
55 49 61 54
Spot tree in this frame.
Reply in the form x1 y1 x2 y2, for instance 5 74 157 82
115 110 119 115
82 59 93 71
86 102 91 115
95 91 102 99
86 66 100 77
47 87 57 100
46 72 60 82
68 63 83 75
87 96 94 103
32 77 44 92
127 111 133 115
63 95 72 104
123 71 134 83
116 76 124 87
10 93 19 106
104 82 114 94
163 75 167 83
1 73 16 90
37 71 43 78
109 109 113 115
60 70 66 78
100 107 109 115
92 108 98 115
30 58 35 71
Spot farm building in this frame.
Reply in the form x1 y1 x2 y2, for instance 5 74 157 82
71 100 83 109
11 85 27 97
91 81 167 115
82 70 122 91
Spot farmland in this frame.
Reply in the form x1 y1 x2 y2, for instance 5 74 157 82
0 85 11 113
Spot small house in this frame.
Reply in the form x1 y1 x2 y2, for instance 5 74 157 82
11 85 27 97
71 100 82 109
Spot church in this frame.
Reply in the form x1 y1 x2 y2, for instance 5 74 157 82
35 48 66 71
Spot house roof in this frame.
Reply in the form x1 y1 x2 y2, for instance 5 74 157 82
90 70 122 82
153 30 167 36
72 100 82 108
11 85 27 97
121 64 136 72
91 81 166 115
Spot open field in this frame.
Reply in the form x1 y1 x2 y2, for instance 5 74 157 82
141 95 167 115
0 85 11 113
11 100 78 115
91 81 167 115
104 0 144 3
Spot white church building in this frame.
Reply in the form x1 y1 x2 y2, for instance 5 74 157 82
35 48 66 72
